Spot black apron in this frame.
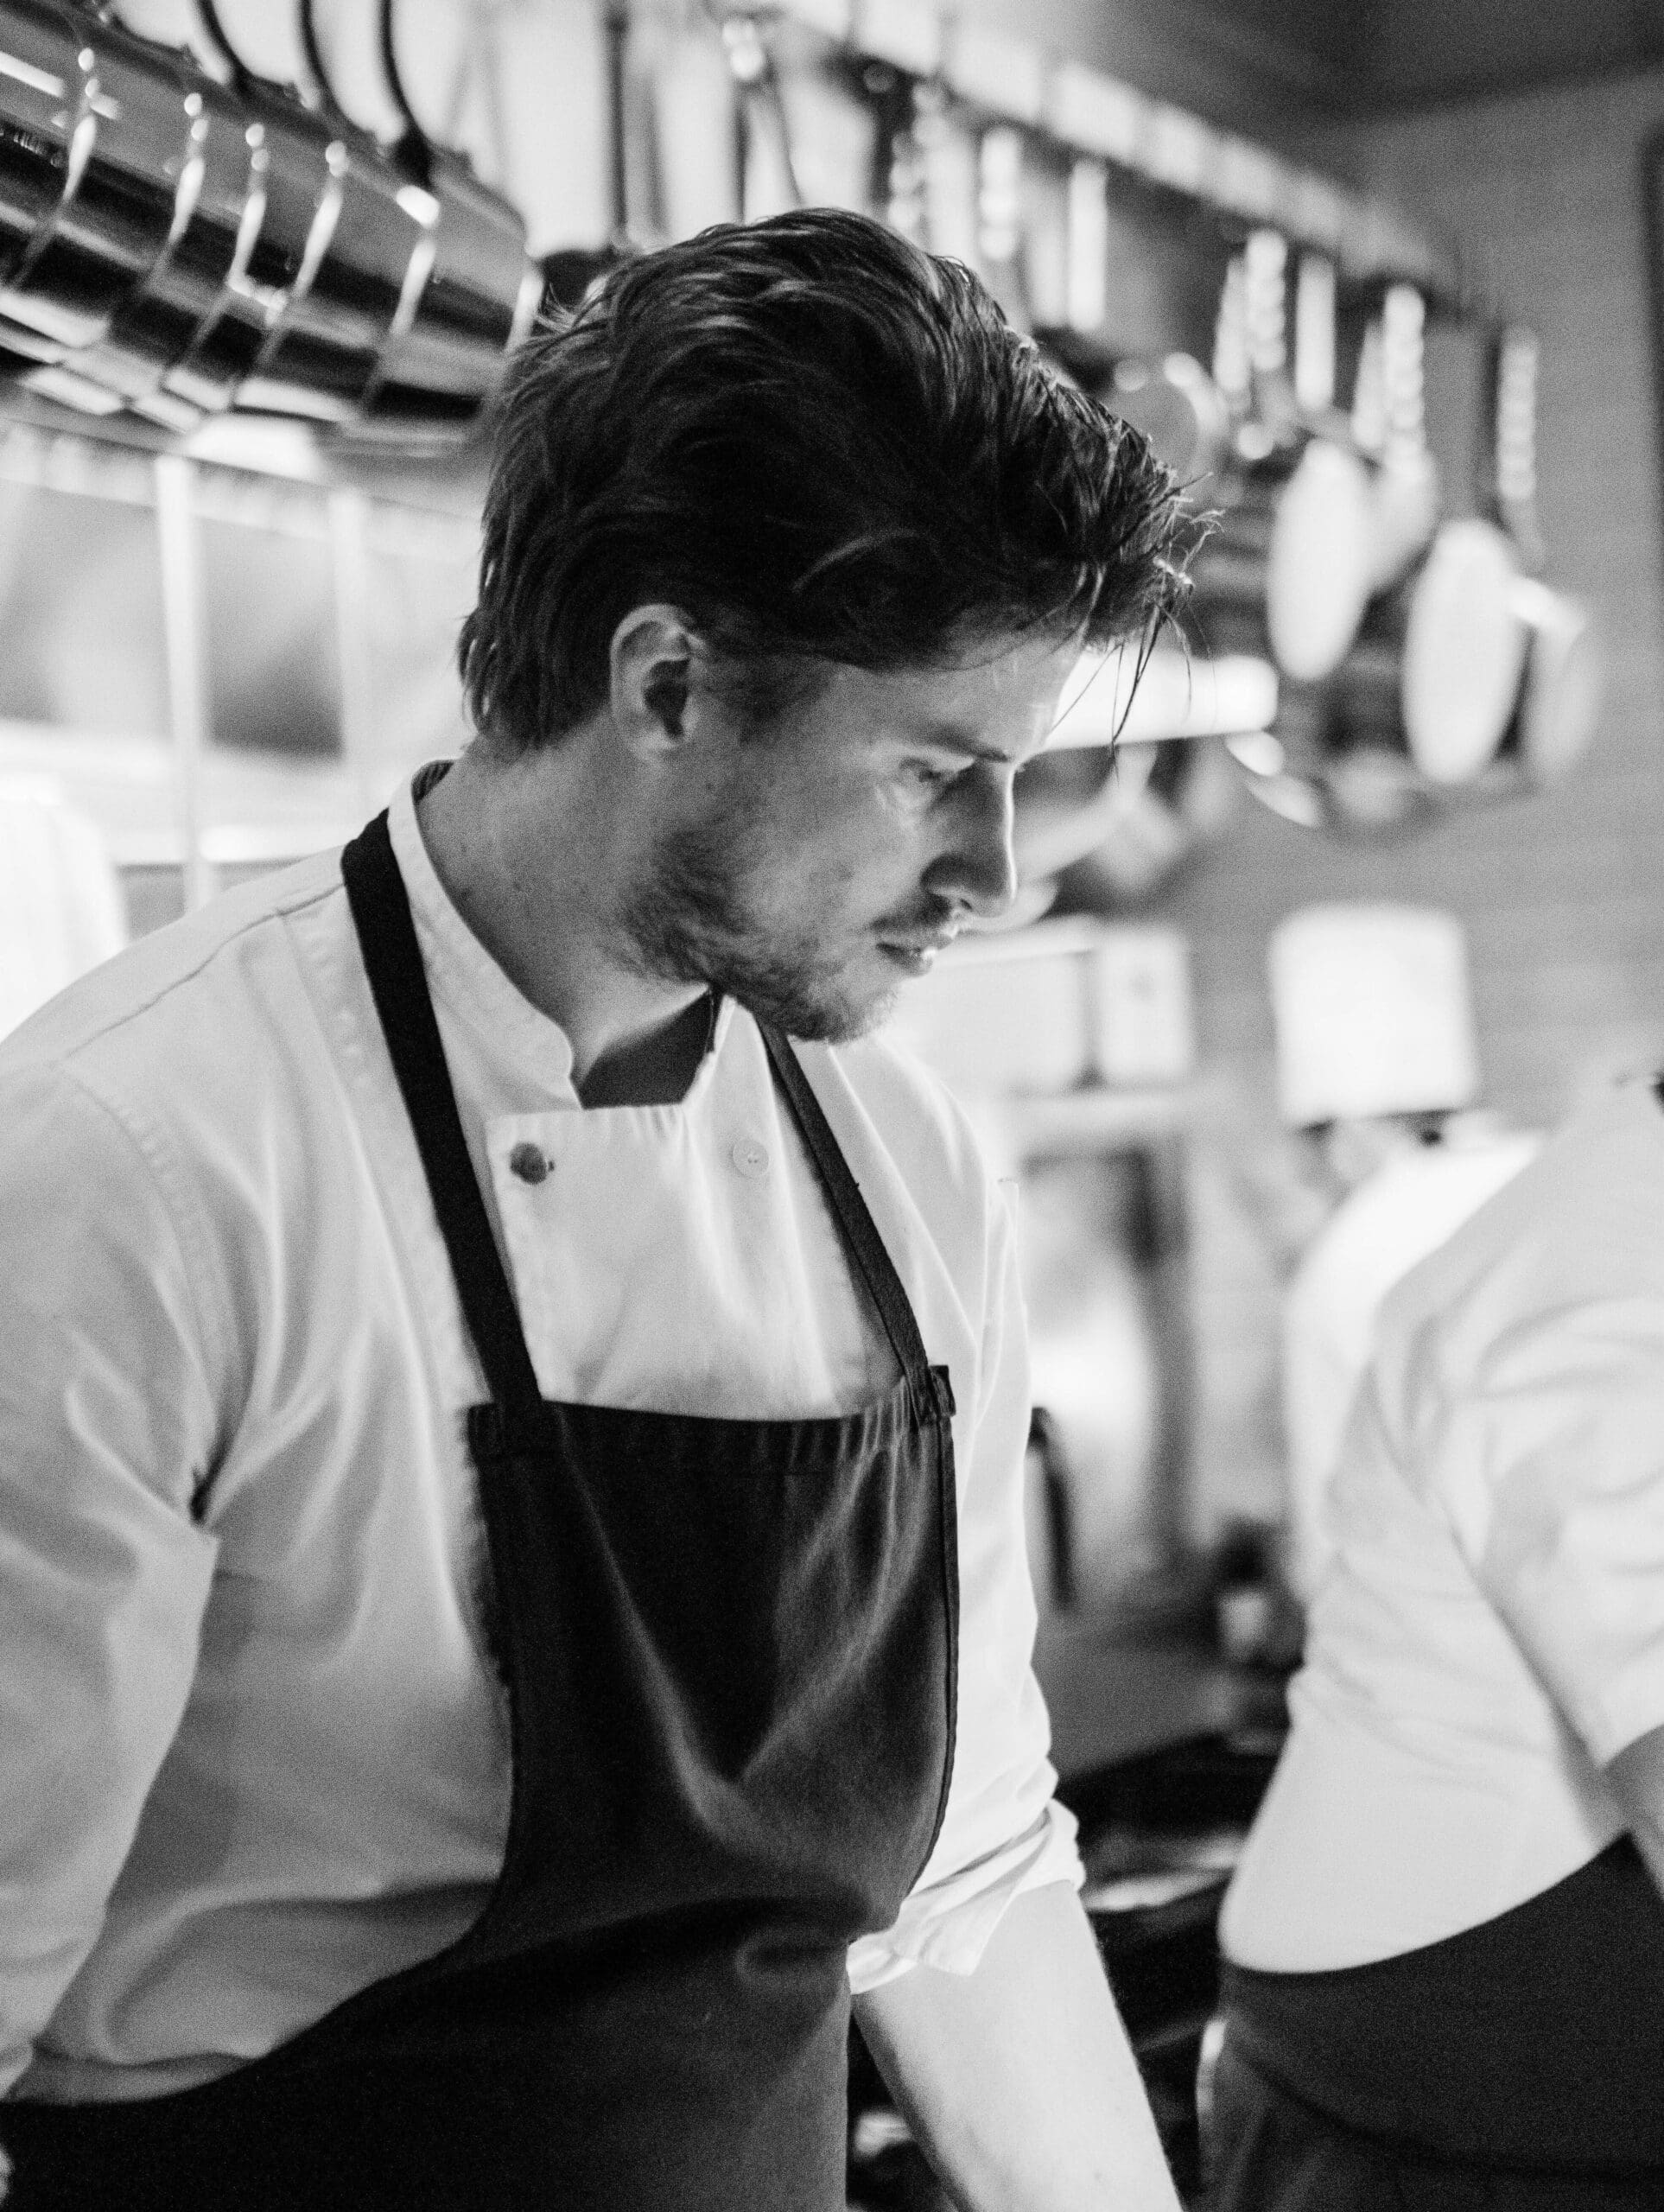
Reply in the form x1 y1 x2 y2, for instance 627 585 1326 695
1211 1837 1664 2207
3 810 961 2211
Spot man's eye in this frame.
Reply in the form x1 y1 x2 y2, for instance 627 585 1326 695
902 759 956 791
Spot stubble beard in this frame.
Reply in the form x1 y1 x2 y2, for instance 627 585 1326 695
619 813 897 1045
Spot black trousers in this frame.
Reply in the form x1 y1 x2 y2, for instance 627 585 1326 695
1206 2037 1664 2212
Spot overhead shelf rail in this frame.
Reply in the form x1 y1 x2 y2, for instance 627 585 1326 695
776 0 1463 303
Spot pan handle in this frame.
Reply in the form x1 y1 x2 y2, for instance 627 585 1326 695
190 0 258 89
377 0 437 182
295 0 336 117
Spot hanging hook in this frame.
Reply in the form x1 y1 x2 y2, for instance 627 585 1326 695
378 0 434 184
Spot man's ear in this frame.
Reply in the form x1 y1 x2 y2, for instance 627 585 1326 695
609 606 705 759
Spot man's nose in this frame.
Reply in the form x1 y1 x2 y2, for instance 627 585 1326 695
926 770 1019 920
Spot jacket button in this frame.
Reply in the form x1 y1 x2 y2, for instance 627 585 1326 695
730 1136 769 1180
509 1141 550 1185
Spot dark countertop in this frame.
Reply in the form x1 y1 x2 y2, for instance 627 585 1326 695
1033 1611 1287 1793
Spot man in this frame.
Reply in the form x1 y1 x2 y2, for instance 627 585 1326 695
0 213 1191 2209
1268 902 1539 1603
1212 1060 1664 2202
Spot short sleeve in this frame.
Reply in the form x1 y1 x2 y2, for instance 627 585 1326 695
848 1177 1082 1993
1445 1300 1664 1765
0 1059 221 2088
1404 1096 1664 1767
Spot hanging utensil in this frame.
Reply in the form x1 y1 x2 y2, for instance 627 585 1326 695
1362 280 1440 593
1261 248 1375 684
347 0 537 436
716 3 799 226
1309 323 1546 811
382 0 618 263
1335 513 1527 789
1482 321 1604 788
1187 230 1375 688
1032 168 1230 492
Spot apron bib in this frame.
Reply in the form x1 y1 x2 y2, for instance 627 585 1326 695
4 810 960 2210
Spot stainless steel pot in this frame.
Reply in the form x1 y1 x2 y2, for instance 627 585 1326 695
22 5 257 424
351 0 538 437
0 3 93 325
0 2 178 364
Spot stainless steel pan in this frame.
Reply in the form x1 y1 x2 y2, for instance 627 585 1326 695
1186 233 1375 687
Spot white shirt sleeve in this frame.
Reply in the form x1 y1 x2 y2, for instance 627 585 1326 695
847 1179 1082 1993
0 1059 221 2091
1408 1101 1664 1768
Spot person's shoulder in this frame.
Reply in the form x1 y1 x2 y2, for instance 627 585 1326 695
0 849 343 1088
1376 1080 1664 1407
1400 1086 1664 1300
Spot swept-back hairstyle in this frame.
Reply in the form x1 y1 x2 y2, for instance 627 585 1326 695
459 208 1194 751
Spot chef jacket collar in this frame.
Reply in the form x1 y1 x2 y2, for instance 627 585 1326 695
386 766 734 1112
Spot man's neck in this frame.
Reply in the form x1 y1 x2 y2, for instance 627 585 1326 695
414 743 711 1107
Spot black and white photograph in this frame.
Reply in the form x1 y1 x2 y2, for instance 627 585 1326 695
0 2 1661 2205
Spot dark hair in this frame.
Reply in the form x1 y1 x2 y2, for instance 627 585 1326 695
459 208 1194 751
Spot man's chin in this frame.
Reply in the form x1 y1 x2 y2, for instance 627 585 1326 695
732 978 899 1046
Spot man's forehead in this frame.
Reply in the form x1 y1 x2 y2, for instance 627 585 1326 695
843 634 1083 746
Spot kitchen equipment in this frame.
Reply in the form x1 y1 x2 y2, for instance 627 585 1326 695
765 22 872 220
0 2 199 392
0 3 89 356
1341 514 1527 787
24 4 256 427
716 3 799 226
1482 322 1604 788
974 121 1028 330
229 0 438 423
1229 282 1545 836
166 0 533 439
1186 231 1375 687
381 0 617 258
1232 517 1526 839
1363 280 1440 591
165 1 363 421
347 0 537 435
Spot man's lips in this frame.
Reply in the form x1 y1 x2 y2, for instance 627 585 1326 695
874 911 963 957
876 925 961 971
879 931 956 955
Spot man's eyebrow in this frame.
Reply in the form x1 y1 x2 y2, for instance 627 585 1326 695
901 721 1021 764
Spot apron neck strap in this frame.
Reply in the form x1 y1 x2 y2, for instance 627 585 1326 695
341 811 546 1427
342 808 949 1434
760 1025 948 1428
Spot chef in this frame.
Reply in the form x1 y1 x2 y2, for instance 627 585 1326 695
1211 1058 1664 2200
0 212 1189 2209
1269 903 1540 1604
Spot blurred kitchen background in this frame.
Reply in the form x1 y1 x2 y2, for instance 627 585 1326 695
1 0 1662 2196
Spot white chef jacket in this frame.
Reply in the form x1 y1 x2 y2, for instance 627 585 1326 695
0 772 1080 2104
1280 1123 1541 1602
1224 1078 1664 1973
